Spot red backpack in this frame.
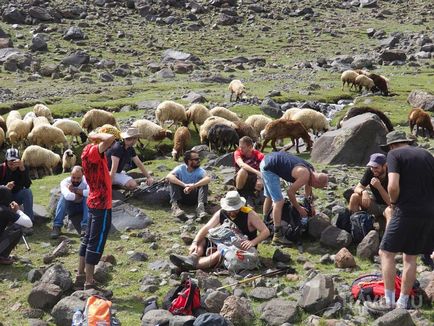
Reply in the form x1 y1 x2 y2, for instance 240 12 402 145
168 279 201 316
351 273 418 302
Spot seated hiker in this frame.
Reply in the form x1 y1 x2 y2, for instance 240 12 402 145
0 186 32 265
169 191 270 271
166 150 210 220
233 136 264 196
348 153 392 226
107 127 153 190
50 166 90 239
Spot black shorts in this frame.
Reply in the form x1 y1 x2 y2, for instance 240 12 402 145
236 171 258 191
380 207 434 255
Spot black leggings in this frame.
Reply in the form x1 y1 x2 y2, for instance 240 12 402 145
0 228 22 258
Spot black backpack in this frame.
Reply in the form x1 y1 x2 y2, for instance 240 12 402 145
336 210 374 244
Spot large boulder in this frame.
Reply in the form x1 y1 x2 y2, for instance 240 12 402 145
380 50 407 62
407 90 434 112
311 113 388 165
51 296 85 326
29 6 54 21
220 295 255 326
372 308 416 326
39 264 73 292
259 299 299 325
61 51 90 66
141 309 173 326
28 283 63 310
0 48 32 69
2 7 25 24
260 97 282 118
334 247 356 268
320 225 352 249
356 230 380 259
308 216 331 239
298 274 334 314
111 201 153 232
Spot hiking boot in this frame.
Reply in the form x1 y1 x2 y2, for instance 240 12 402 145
196 203 207 220
171 203 186 220
0 256 15 265
364 298 396 316
169 254 198 271
272 231 292 246
50 226 61 239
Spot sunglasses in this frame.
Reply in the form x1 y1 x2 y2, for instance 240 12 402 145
190 158 200 161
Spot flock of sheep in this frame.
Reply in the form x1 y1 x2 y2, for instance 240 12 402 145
1 76 431 178
341 69 389 96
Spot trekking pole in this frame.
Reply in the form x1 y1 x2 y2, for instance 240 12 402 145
22 235 31 251
216 267 295 291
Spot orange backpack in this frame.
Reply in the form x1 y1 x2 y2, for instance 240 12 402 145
84 295 112 326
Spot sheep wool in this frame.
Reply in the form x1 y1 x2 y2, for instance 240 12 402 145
281 108 302 120
228 79 246 102
185 104 211 132
62 149 77 172
53 119 87 143
292 109 330 135
6 110 21 129
210 106 240 122
6 119 32 147
0 116 6 133
33 103 53 122
81 109 118 132
132 119 173 142
199 116 237 143
28 124 68 152
172 126 191 161
22 145 61 175
340 70 360 91
155 101 187 127
408 107 434 138
245 115 273 136
355 75 375 93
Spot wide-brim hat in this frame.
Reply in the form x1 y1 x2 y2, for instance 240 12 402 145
380 130 414 152
121 127 140 139
220 191 246 211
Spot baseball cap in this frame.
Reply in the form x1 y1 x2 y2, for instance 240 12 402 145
5 148 20 161
367 153 386 167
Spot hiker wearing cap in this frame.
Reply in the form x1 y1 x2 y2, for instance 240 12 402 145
365 131 434 315
50 166 90 239
169 191 270 271
76 129 116 292
0 148 34 223
348 153 392 225
166 150 210 220
106 127 153 190
260 151 328 245
0 186 32 265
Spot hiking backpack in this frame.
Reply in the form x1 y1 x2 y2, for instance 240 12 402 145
168 279 201 316
83 295 113 326
336 210 374 244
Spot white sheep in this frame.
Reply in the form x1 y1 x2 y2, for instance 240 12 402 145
199 116 237 143
210 106 240 122
185 104 211 132
132 119 173 142
81 109 118 133
245 115 273 136
28 124 68 153
32 116 50 128
291 109 330 136
22 145 61 177
281 108 302 120
6 119 32 148
155 101 187 128
0 116 6 133
23 111 37 121
228 79 246 102
6 110 21 129
33 103 53 122
62 149 77 173
172 126 191 161
354 75 375 93
341 70 360 91
0 128 5 148
53 119 87 143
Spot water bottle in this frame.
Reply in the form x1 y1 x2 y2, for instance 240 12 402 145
71 309 83 326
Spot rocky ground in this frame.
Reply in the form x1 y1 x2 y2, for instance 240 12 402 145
0 0 433 325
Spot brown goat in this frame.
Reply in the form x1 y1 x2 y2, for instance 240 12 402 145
408 108 434 138
260 119 313 153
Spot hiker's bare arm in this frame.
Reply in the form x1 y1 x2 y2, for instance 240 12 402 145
287 167 310 216
235 157 261 177
88 133 115 153
353 183 367 196
193 175 210 188
388 172 400 206
371 178 391 205
242 211 270 249
110 156 120 182
189 211 220 254
166 172 185 188
133 156 153 185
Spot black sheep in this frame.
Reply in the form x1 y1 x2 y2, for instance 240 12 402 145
368 73 389 96
207 124 239 153
337 106 394 132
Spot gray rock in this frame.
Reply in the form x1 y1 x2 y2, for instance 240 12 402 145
421 44 434 52
193 313 229 325
380 50 407 62
30 34 48 52
28 283 63 310
250 287 277 300
380 36 400 48
217 13 240 26
162 49 193 62
51 296 86 326
149 260 172 271
28 269 43 283
260 98 282 118
111 201 153 232
61 51 90 66
311 113 388 165
204 290 229 313
360 0 377 8
357 230 380 259
156 68 175 79
259 299 299 325
0 37 13 49
141 309 172 326
40 264 72 292
205 153 234 168
131 186 170 206
170 315 196 326
197 271 222 290
220 296 255 326
0 48 32 69
372 308 416 326
130 251 149 262
99 72 114 82
136 100 161 110
298 274 334 314
320 225 352 249
272 249 291 263
182 91 206 103
29 6 53 21
28 319 48 326
94 261 112 284
2 7 25 24
407 90 434 111
308 216 331 239
63 27 85 41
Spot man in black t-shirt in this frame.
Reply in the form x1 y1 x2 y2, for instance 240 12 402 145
106 127 153 190
348 153 392 223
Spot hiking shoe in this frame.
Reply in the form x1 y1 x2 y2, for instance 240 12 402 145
272 232 292 246
169 254 198 271
196 203 207 220
22 227 33 236
50 226 61 239
364 298 396 316
171 203 186 220
73 274 86 290
0 256 14 265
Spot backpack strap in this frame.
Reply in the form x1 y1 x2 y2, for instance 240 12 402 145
184 281 197 311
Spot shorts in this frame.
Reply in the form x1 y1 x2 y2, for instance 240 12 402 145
260 160 283 202
79 208 112 265
112 172 133 186
380 207 434 255
236 170 258 191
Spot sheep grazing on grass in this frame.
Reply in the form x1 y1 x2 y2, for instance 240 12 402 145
341 70 360 91
132 119 173 142
33 103 53 122
233 120 258 142
281 107 302 120
260 119 313 153
185 104 211 132
6 119 32 148
207 124 239 153
199 116 237 144
53 119 87 143
337 106 394 132
22 145 61 178
210 106 240 122
81 109 118 133
6 110 21 129
408 107 434 138
62 149 77 173
368 73 389 96
228 79 246 102
28 124 68 153
0 116 6 134
32 116 50 128
245 115 273 136
155 101 187 128
172 126 191 161
291 109 330 136
354 75 376 93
